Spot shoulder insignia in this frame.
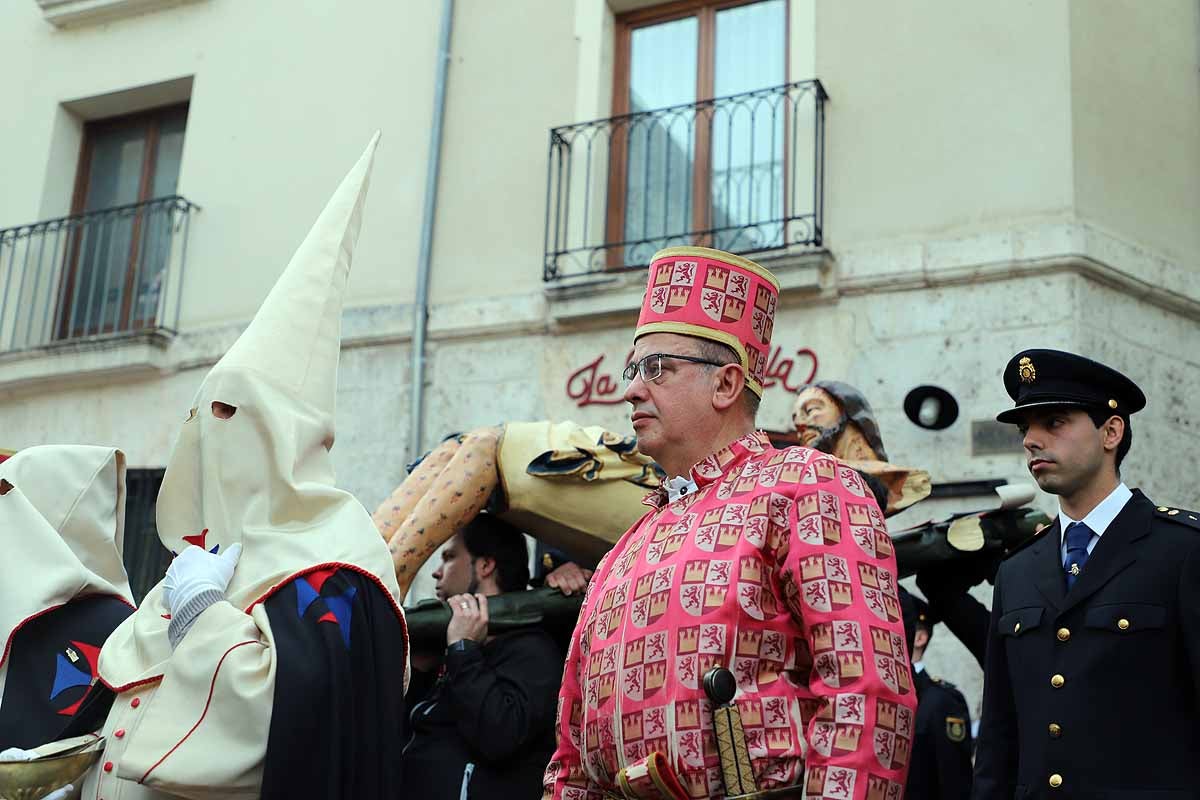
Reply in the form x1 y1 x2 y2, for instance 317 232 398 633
1002 521 1051 561
1155 505 1200 531
931 676 958 691
945 716 967 743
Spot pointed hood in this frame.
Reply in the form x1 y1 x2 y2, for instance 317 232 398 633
101 134 405 689
214 131 378 416
0 445 133 668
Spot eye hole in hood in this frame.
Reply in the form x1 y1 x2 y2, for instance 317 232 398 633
212 401 238 420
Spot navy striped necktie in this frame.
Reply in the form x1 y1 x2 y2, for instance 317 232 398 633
1063 521 1093 589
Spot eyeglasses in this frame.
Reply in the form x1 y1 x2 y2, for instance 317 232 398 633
622 352 726 384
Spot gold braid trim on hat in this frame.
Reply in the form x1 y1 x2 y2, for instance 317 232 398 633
631 321 763 397
651 246 781 291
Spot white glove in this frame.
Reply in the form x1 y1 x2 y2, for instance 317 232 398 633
41 785 74 800
164 543 242 618
0 746 34 761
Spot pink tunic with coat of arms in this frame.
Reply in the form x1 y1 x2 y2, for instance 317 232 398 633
543 432 916 800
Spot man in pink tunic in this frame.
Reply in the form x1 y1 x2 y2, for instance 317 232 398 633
543 247 916 800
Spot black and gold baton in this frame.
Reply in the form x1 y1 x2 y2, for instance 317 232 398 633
703 667 757 797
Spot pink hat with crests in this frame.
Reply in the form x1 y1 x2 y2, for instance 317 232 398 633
635 246 780 397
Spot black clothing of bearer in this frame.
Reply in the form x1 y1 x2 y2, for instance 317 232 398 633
405 628 561 798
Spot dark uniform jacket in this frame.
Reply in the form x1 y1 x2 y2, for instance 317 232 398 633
908 667 973 800
404 627 561 799
973 490 1200 799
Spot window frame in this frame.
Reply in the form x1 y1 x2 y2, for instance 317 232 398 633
607 0 790 259
59 102 189 339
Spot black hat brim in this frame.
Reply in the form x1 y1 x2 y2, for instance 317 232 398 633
995 400 1095 424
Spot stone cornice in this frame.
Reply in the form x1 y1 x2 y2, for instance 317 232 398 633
36 0 205 28
0 221 1193 398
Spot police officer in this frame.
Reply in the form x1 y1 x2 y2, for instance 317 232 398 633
902 588 973 800
973 349 1200 798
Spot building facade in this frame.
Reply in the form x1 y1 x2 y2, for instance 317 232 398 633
2 0 1198 711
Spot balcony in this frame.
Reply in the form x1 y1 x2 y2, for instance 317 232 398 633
0 196 198 355
544 80 827 282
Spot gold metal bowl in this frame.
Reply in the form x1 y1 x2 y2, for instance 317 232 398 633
0 736 103 800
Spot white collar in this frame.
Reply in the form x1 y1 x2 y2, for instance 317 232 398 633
665 475 699 504
913 661 926 675
1058 482 1132 542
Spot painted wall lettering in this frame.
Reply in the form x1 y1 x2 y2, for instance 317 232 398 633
566 346 819 407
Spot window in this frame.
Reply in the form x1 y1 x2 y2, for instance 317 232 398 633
610 0 787 261
123 468 169 603
59 104 187 340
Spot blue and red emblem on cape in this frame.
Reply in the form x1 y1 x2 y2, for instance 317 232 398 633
0 595 131 749
49 640 101 716
161 528 223 620
259 568 407 798
294 568 357 649
172 527 221 556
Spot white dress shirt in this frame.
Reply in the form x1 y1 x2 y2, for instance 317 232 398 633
1057 482 1133 561
665 475 699 503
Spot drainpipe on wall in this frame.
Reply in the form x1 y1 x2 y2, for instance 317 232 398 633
408 0 454 464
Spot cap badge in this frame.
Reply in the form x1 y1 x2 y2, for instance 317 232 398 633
1018 356 1037 383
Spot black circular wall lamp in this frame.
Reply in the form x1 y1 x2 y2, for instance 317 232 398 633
904 385 959 430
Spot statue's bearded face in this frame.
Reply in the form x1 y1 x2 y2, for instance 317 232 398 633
792 386 846 454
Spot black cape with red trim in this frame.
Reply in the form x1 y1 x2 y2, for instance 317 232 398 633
0 595 132 749
259 567 408 799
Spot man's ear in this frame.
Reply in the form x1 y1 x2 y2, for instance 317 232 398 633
474 555 497 581
712 364 747 412
914 628 930 651
1100 414 1125 453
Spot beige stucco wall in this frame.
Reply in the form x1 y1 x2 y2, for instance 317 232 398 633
1 0 1195 504
428 0 579 306
0 0 440 330
1068 0 1200 267
3 1 1197 330
816 0 1077 247
2 0 1198 721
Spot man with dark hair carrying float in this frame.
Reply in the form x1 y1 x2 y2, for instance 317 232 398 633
83 134 410 799
404 512 561 798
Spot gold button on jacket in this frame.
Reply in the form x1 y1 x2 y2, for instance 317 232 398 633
1050 674 1065 688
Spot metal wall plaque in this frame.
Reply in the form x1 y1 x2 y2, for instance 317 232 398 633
971 420 1024 456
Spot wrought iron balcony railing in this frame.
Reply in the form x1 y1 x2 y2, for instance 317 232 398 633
0 195 198 353
544 80 826 281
